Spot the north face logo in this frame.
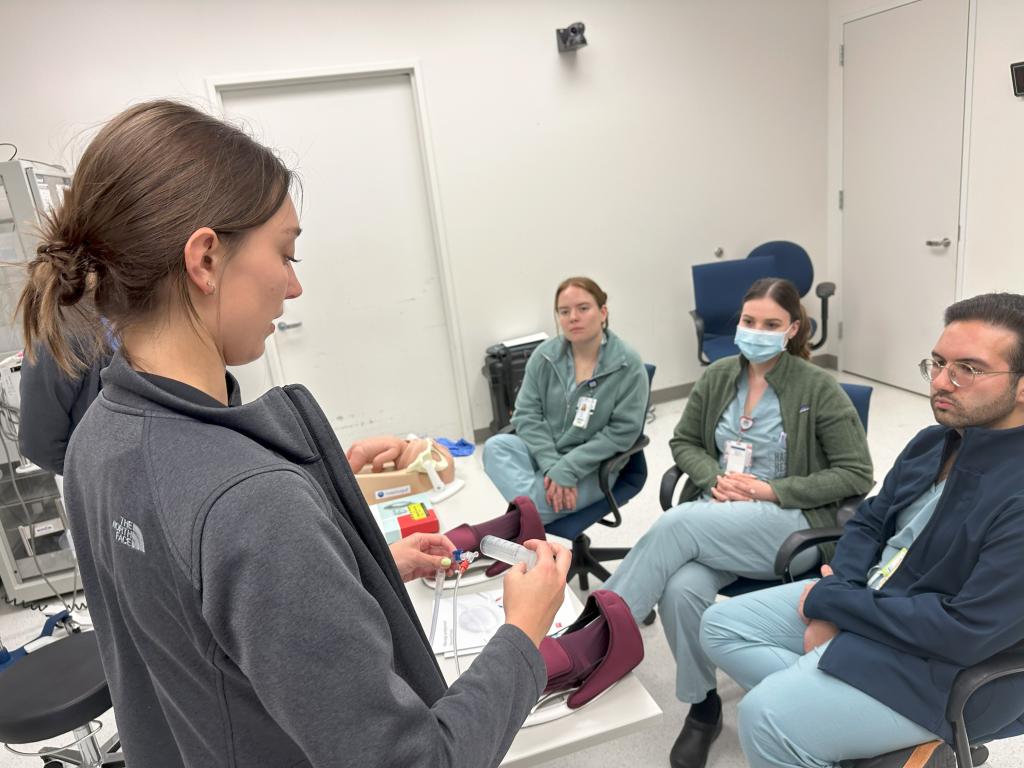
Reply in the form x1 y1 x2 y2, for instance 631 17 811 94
112 517 145 553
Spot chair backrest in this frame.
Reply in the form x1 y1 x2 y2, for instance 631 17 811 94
608 362 656 495
615 362 657 490
746 240 813 296
692 256 780 336
839 382 872 433
642 362 656 402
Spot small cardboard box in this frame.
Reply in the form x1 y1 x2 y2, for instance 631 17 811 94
369 492 440 544
354 468 433 507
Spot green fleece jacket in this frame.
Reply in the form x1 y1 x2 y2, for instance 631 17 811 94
669 353 873 530
511 330 649 487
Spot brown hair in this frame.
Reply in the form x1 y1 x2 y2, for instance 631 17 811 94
945 293 1024 378
741 277 811 359
554 276 609 329
18 100 294 375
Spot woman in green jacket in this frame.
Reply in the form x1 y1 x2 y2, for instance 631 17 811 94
604 277 874 768
484 277 649 523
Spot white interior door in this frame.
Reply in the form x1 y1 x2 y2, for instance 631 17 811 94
220 74 464 446
841 0 969 393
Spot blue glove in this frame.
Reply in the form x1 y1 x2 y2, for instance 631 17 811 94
435 437 475 457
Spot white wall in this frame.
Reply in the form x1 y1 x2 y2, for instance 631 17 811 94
0 0 830 434
828 0 1024 331
960 0 1024 297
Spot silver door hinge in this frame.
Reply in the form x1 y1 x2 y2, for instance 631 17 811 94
839 44 845 66
839 190 844 210
838 321 844 340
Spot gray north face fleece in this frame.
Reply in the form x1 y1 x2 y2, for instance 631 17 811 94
64 354 545 768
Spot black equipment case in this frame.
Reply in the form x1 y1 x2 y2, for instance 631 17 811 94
482 336 546 433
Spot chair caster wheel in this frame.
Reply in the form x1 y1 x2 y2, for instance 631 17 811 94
643 610 656 626
971 744 989 765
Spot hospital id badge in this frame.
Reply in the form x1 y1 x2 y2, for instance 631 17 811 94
723 440 753 474
573 396 598 429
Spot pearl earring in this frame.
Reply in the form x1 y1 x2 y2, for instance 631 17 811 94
206 281 216 295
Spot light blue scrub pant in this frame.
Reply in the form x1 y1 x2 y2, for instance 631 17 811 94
603 498 818 703
700 581 939 767
482 433 614 524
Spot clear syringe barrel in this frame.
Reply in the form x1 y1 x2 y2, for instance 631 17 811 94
479 535 538 571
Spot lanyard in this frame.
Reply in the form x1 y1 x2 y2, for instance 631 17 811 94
867 547 908 590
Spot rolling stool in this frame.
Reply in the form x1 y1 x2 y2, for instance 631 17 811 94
0 631 124 767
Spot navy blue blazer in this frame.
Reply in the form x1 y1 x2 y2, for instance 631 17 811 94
805 423 1024 742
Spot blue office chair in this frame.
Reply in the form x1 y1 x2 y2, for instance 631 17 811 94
657 382 872 601
690 241 836 366
837 382 871 439
544 363 656 591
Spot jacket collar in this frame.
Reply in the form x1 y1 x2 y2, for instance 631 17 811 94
99 353 318 464
943 421 1024 474
731 350 796 388
547 329 627 377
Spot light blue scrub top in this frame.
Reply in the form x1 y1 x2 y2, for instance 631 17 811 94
564 334 607 396
867 479 947 586
714 375 787 482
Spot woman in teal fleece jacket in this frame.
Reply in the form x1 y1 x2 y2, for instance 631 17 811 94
484 277 649 523
604 277 874 768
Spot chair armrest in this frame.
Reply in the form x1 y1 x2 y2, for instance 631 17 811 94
771 495 862 581
770 496 863 580
496 423 515 436
595 435 650 528
773 527 844 581
660 465 685 511
947 642 1024 723
836 495 864 527
946 641 1024 765
690 309 711 366
810 281 836 351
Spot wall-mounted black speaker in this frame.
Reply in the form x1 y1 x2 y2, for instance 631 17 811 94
1012 62 1024 97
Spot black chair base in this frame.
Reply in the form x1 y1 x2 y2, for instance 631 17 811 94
34 726 124 766
566 533 630 592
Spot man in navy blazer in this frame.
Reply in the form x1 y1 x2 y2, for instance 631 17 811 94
699 292 1024 768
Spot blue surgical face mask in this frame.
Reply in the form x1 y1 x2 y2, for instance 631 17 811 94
734 325 792 363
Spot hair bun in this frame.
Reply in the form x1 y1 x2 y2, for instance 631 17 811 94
37 242 91 306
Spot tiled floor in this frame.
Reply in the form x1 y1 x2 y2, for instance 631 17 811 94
0 371 1020 767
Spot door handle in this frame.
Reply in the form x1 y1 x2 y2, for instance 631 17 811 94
925 238 951 248
276 320 304 331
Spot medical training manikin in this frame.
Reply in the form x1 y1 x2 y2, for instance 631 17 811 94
346 435 457 487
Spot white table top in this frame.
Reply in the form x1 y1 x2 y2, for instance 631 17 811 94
404 457 662 766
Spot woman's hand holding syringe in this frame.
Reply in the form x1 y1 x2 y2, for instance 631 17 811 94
499 539 572 648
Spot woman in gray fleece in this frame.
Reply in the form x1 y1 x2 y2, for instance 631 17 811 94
18 100 571 768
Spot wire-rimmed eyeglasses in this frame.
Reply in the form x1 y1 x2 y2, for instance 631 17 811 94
919 358 1023 388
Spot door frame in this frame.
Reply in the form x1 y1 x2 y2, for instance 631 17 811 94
827 0 978 371
205 61 474 438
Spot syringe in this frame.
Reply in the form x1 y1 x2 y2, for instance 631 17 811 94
479 535 538 571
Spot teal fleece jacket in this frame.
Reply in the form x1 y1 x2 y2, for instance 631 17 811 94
669 353 874 530
510 330 649 487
